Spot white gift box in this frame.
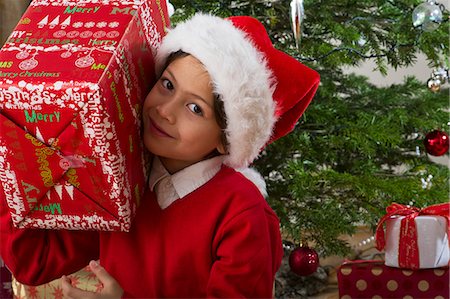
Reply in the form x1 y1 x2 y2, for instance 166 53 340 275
385 215 449 268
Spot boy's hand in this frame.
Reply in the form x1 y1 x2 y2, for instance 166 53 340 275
61 260 123 299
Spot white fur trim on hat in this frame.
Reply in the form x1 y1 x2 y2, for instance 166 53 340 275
155 13 276 169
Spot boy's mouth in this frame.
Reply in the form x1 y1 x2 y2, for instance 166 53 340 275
148 116 174 138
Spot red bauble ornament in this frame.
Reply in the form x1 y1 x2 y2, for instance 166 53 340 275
288 246 319 276
424 130 449 156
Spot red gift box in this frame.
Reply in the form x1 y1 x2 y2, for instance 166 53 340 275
0 0 169 231
337 260 449 299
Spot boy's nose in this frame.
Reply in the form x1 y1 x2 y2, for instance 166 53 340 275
156 99 176 124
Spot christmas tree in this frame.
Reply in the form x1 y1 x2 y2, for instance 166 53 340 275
169 0 449 258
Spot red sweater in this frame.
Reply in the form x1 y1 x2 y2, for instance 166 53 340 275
1 166 283 298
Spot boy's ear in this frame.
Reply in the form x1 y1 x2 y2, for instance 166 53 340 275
217 143 227 155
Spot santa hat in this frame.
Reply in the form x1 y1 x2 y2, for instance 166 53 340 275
155 13 320 169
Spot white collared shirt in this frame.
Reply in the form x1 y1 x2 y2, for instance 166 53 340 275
149 156 225 209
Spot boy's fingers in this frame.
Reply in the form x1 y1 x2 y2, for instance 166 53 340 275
89 260 113 285
89 260 123 296
60 275 72 294
60 262 123 299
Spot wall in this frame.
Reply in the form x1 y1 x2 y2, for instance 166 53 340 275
0 0 30 46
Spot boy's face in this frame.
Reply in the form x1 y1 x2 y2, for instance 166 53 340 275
142 55 226 174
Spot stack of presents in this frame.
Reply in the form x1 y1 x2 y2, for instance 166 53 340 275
338 202 449 298
0 0 169 297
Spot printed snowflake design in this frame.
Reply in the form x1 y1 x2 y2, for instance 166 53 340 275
73 22 83 28
108 21 119 28
69 275 81 287
51 285 64 299
27 286 38 299
96 21 107 28
84 22 95 28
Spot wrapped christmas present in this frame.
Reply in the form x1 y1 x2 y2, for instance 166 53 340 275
376 202 449 269
0 0 169 231
12 264 99 298
337 260 449 299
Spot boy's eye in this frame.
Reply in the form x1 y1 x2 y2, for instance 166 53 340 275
162 78 174 90
187 103 203 116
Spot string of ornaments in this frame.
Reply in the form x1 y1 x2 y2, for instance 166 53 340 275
414 0 450 161
412 0 450 93
412 1 449 157
288 1 320 277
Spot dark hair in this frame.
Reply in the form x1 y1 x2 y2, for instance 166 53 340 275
163 50 229 153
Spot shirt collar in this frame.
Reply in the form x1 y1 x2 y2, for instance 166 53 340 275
149 156 224 209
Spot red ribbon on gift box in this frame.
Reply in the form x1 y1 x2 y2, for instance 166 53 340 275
376 202 450 269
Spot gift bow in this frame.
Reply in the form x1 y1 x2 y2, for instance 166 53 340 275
375 202 450 269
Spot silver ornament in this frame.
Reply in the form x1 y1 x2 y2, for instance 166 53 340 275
412 1 443 32
431 67 449 83
427 77 441 92
290 0 304 48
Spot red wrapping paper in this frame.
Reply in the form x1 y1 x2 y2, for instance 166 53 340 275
338 260 449 299
0 0 169 231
